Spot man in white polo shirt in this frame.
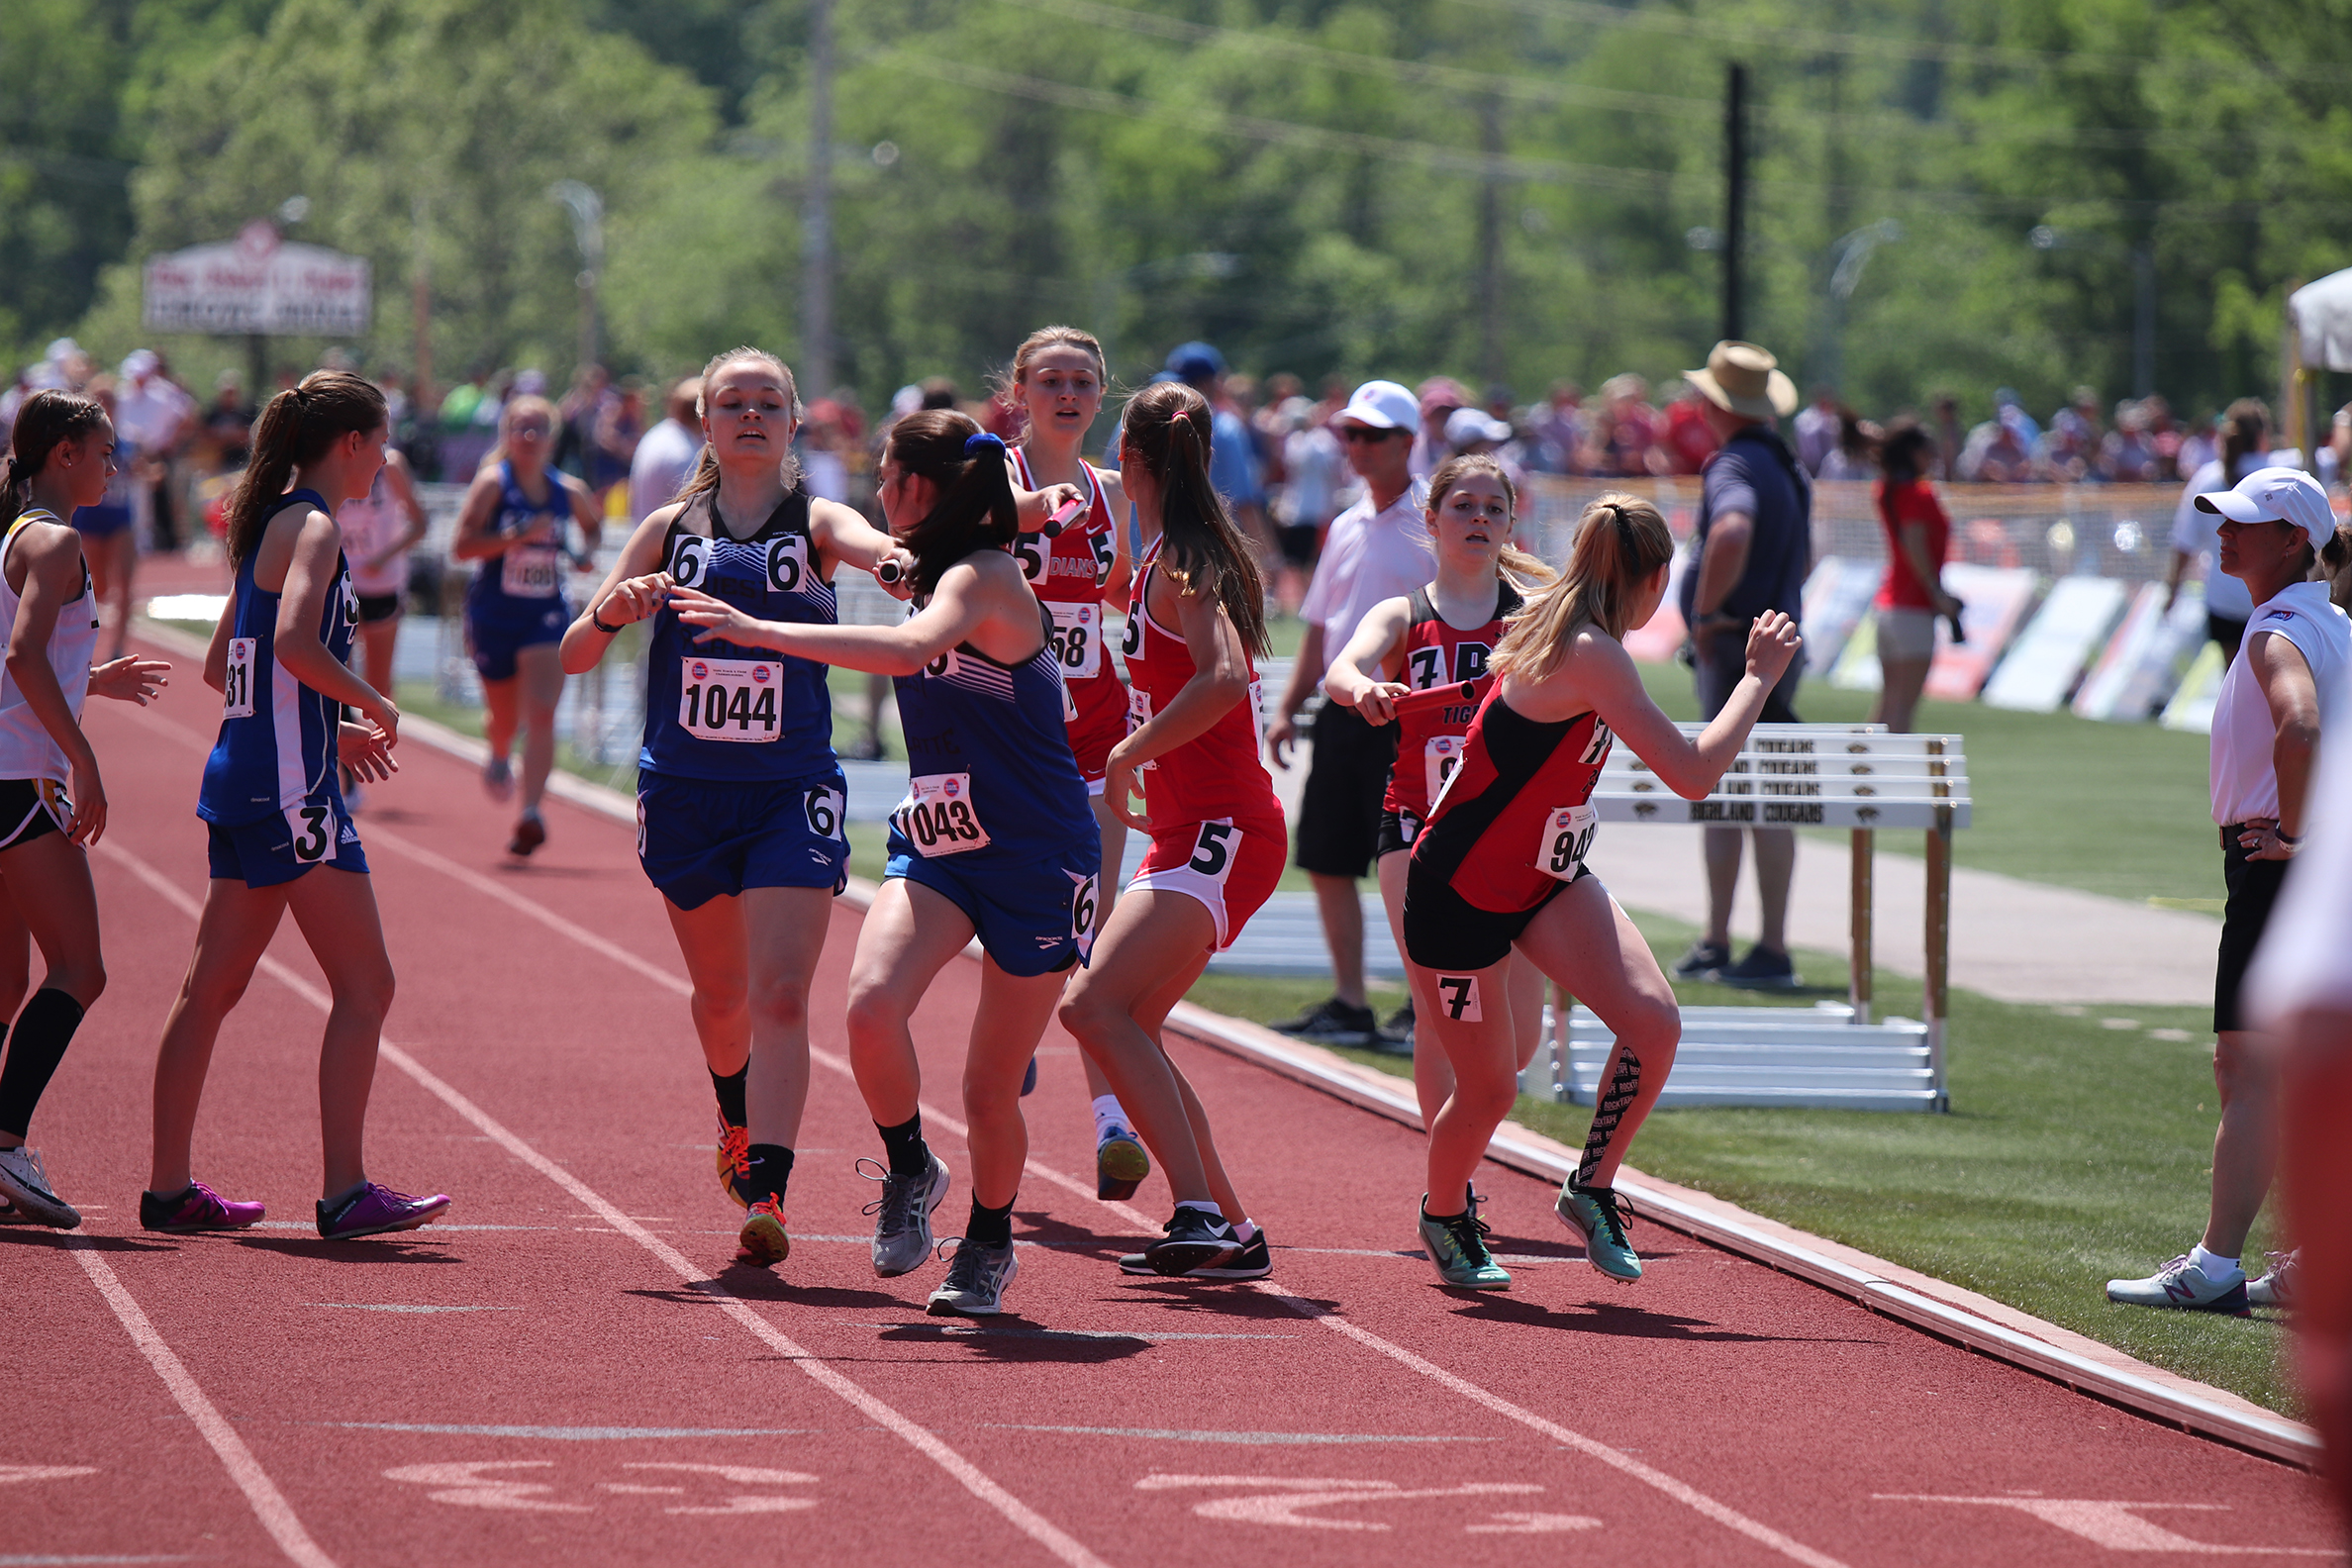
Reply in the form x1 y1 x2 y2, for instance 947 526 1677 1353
1264 381 1432 1046
2109 466 2347 1314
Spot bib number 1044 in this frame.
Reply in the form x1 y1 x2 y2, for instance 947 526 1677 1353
679 657 783 743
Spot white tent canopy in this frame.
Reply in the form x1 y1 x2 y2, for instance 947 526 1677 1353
2291 266 2352 372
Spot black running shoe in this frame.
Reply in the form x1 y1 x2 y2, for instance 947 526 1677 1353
1142 1208 1239 1276
1120 1227 1272 1280
1373 1001 1415 1055
1715 944 1799 990
1670 939 1731 980
1268 997 1378 1046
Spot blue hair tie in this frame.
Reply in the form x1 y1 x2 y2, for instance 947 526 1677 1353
963 432 1007 459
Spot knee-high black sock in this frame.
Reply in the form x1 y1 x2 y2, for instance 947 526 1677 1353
966 1194 1015 1248
0 990 83 1140
1574 1045 1641 1190
876 1113 931 1177
710 1066 748 1128
743 1144 795 1206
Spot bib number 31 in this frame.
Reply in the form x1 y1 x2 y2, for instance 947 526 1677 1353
224 637 256 719
896 773 990 857
1537 804 1598 883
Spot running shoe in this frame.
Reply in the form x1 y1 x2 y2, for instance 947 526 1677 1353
507 810 546 857
1120 1226 1273 1280
1143 1208 1240 1277
2107 1255 2249 1313
736 1198 791 1266
1268 996 1378 1047
140 1180 265 1233
0 1194 24 1224
317 1182 450 1240
1096 1124 1150 1201
481 755 514 802
1374 1000 1416 1055
1670 939 1731 980
1418 1198 1511 1290
927 1237 1019 1317
2248 1250 2299 1310
1020 1055 1038 1097
863 1153 951 1278
715 1114 751 1210
0 1145 79 1229
1556 1183 1641 1282
1715 944 1799 991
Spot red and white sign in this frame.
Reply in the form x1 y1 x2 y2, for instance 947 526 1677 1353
143 223 371 335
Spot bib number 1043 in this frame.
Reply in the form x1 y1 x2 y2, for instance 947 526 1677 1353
895 773 990 857
679 658 783 743
1537 804 1598 882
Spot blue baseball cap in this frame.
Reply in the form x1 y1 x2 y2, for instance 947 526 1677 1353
1165 342 1226 382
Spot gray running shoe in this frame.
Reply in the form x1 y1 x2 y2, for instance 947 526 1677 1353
1670 940 1731 980
2105 1255 2249 1313
1269 997 1378 1047
2248 1250 2299 1310
481 754 514 802
863 1154 951 1278
1715 944 1799 991
0 1145 79 1229
928 1238 1019 1316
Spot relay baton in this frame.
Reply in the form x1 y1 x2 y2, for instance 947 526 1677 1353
1040 497 1085 539
1388 678 1486 719
876 558 905 586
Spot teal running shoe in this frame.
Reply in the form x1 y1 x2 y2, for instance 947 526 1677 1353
1556 1183 1641 1282
1417 1197 1511 1290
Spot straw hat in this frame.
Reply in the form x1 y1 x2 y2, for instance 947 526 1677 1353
1683 341 1798 421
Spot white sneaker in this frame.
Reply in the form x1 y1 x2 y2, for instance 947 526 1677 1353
2247 1250 2299 1310
2106 1254 2248 1313
0 1145 81 1228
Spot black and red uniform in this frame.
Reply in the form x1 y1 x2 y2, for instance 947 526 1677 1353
1009 447 1126 786
1376 581 1521 858
1402 682 1615 973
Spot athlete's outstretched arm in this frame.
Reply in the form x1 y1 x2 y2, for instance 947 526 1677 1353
560 510 675 674
1545 613 1800 800
448 467 537 561
807 498 912 588
667 553 1013 676
1323 593 1413 724
273 509 399 742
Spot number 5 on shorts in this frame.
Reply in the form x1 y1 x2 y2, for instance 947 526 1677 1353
285 803 334 864
1188 821 1235 878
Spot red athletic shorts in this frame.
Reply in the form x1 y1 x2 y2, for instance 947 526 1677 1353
1067 670 1127 789
1128 811 1286 949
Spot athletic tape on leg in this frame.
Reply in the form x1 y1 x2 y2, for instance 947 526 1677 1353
1575 1046 1640 1189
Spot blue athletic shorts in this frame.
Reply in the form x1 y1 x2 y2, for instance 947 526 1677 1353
637 768 849 912
206 794 368 888
885 838 1100 979
466 602 568 683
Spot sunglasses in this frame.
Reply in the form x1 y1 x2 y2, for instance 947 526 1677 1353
1339 427 1403 444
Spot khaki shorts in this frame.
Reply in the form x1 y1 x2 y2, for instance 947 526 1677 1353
1877 607 1938 662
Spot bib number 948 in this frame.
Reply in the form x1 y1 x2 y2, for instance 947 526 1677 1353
1537 804 1598 882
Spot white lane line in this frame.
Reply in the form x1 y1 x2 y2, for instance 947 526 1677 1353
1246 1281 1850 1568
65 1241 340 1568
95 838 1113 1568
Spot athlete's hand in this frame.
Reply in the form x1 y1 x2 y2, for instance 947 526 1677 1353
90 656 170 705
1264 712 1301 771
599 572 672 628
1102 750 1151 833
1353 681 1410 727
339 721 400 783
65 758 106 845
876 546 917 600
359 694 400 750
670 585 769 647
1744 611 1801 685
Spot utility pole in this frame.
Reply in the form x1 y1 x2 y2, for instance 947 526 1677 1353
1478 95 1506 387
803 0 835 399
1722 61 1749 343
411 195 433 413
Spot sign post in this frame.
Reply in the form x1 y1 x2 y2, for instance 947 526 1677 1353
142 220 371 393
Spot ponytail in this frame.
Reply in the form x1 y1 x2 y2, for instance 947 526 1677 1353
223 370 386 566
1121 380 1270 656
1490 491 1672 683
885 411 1022 595
675 345 803 509
2 389 108 529
2219 397 2270 478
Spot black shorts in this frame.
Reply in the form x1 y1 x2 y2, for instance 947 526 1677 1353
2214 826 2288 1033
1695 628 1803 726
1277 524 1321 568
355 593 403 625
1375 807 1420 860
1295 702 1398 879
0 778 69 851
1400 854 1577 973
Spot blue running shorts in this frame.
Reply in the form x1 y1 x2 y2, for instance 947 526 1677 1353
466 602 568 683
885 837 1101 979
637 768 849 912
206 793 369 888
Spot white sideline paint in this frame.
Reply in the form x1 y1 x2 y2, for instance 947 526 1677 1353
94 839 1114 1568
65 1241 341 1568
1873 1495 2335 1555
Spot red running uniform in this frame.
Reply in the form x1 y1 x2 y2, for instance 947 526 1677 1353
1383 581 1523 826
1121 538 1286 948
1010 447 1127 784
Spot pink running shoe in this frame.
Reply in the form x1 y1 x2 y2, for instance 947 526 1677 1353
317 1182 450 1240
141 1181 266 1233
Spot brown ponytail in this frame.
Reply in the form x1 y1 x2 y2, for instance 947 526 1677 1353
1121 380 1269 657
2 389 108 529
884 409 1022 596
1490 491 1673 683
224 370 386 566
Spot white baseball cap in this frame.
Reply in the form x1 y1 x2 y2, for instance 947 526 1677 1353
1444 407 1512 446
2195 464 2335 546
1338 379 1420 436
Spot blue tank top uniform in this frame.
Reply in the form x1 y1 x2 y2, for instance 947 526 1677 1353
464 461 572 681
199 489 368 887
634 487 850 911
885 589 1101 976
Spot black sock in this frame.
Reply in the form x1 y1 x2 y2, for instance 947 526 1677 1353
710 1066 748 1128
876 1113 930 1177
966 1195 1015 1248
743 1143 795 1206
0 990 84 1140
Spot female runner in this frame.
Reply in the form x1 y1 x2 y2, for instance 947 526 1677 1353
147 370 445 1241
1322 454 1551 1146
559 346 914 1270
674 410 1094 1316
0 391 170 1227
1001 326 1150 1200
1401 493 1798 1289
451 394 602 856
1058 381 1284 1280
336 445 428 806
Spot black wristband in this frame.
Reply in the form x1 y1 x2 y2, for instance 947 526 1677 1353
2278 830 2303 846
590 605 626 635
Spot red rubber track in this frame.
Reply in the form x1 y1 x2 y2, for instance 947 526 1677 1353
6 631 2339 1566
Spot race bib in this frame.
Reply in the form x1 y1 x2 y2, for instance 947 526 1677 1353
678 656 784 743
895 773 990 857
501 543 560 598
224 637 257 719
284 800 338 865
1422 735 1466 806
765 535 808 594
1126 687 1155 769
1535 804 1599 883
1049 603 1102 680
